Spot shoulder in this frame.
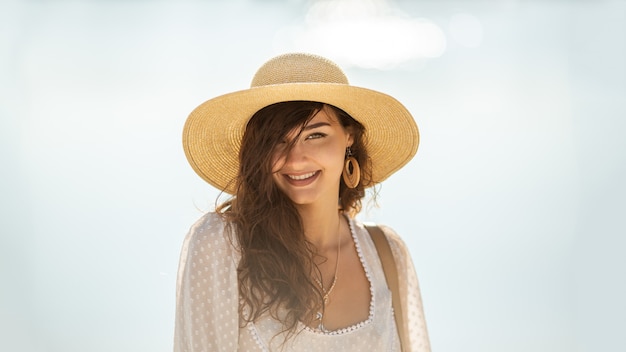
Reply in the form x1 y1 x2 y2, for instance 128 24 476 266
183 212 237 254
357 220 412 263
187 211 227 235
357 220 407 250
377 225 408 251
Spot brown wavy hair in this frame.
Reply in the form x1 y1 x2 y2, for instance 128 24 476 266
216 101 372 340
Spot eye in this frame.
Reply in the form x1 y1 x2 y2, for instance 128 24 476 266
306 132 327 140
273 140 288 154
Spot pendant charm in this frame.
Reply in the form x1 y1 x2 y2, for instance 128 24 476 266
315 311 328 332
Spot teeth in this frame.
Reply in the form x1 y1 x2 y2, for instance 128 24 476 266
288 172 316 180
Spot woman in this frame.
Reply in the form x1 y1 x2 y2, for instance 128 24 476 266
175 53 430 351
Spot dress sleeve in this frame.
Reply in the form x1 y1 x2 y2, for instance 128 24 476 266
174 213 240 352
380 225 431 352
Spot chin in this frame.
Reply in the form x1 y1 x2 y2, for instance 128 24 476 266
285 194 318 206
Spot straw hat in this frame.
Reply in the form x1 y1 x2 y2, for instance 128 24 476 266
183 53 419 194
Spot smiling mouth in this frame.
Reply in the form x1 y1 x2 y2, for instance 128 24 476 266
287 171 318 180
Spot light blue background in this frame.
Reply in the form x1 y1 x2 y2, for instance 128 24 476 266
1 1 625 351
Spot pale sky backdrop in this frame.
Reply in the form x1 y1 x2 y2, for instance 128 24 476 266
1 0 625 351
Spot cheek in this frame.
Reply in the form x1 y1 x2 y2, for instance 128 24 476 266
270 149 286 173
333 154 346 174
270 164 284 189
271 158 281 174
319 145 346 173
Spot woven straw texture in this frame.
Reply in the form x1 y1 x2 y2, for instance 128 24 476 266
183 53 419 194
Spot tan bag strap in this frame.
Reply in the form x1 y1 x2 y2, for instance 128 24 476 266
365 224 408 352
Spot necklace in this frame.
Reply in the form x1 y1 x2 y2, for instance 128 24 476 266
313 219 342 332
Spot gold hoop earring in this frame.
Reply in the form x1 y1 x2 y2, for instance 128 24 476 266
342 148 360 189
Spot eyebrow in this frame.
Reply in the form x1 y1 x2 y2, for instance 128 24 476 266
304 122 331 130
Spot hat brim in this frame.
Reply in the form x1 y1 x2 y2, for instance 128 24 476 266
183 83 419 195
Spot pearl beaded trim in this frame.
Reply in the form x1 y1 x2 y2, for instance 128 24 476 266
248 216 376 352
302 216 375 335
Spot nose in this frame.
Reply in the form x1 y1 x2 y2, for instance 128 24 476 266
283 141 307 169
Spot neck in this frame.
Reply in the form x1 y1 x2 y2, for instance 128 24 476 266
297 203 344 252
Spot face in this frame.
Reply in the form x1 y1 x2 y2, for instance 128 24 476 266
271 106 353 208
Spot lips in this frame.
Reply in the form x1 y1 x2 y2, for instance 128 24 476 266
283 171 320 186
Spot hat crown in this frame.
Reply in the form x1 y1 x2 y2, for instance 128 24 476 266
251 53 349 88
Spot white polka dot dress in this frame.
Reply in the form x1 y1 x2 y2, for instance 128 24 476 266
174 213 430 352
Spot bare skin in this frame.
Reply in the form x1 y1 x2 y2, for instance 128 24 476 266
311 215 371 330
271 106 371 330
